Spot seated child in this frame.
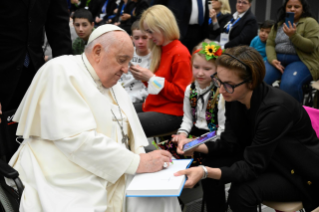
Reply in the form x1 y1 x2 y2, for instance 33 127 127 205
250 20 275 62
119 21 150 103
72 9 95 55
172 40 226 142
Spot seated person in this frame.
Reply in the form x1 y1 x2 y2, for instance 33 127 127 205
117 0 149 35
90 0 118 26
119 21 150 103
106 0 128 24
172 40 225 142
6 25 181 212
130 5 193 137
219 0 258 48
250 20 274 62
264 0 319 103
208 0 232 41
175 46 319 212
72 9 95 55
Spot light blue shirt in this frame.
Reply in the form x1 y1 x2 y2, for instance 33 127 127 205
250 35 267 61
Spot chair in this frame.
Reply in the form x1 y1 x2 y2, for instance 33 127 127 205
0 159 23 212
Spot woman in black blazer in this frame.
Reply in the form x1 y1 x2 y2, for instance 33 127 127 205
220 0 258 48
208 0 232 40
175 46 319 212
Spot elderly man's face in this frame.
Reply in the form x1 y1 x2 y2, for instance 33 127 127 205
95 32 134 88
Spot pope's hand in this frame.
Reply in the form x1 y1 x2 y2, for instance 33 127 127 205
174 167 203 188
130 65 154 82
136 150 172 173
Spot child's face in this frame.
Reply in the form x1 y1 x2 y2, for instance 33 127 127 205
131 29 149 53
259 28 271 42
192 54 216 89
73 18 94 41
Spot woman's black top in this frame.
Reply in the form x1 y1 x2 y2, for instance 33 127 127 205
206 82 319 211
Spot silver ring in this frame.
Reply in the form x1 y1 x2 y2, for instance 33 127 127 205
163 162 168 168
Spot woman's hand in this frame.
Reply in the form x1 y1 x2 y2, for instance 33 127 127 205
176 138 199 156
272 59 285 74
209 9 218 23
137 150 172 173
171 133 187 143
121 13 131 21
130 65 154 82
283 22 297 38
174 167 203 188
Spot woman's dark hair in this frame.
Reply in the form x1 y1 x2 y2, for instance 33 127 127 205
274 0 315 30
216 46 265 90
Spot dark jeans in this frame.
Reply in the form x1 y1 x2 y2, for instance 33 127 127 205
134 103 182 137
264 54 313 102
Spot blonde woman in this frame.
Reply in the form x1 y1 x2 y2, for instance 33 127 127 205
130 5 192 137
208 0 232 40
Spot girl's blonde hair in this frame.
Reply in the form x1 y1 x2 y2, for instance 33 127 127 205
218 0 232 14
192 39 220 109
139 5 180 72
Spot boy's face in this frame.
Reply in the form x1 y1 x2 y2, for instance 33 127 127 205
131 29 149 52
73 18 94 41
259 28 271 42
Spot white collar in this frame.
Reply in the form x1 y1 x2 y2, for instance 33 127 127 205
233 10 247 20
195 81 213 95
82 53 100 82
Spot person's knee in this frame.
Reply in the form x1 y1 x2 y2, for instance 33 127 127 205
228 183 259 210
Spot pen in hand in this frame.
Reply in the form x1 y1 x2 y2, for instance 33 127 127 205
152 141 174 164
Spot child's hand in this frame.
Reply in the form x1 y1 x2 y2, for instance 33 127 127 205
171 133 187 143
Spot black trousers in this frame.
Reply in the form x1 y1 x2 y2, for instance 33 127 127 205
202 154 302 212
134 103 182 137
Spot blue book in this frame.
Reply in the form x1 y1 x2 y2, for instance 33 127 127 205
126 159 193 197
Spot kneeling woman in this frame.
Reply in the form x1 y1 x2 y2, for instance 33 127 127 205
175 46 319 212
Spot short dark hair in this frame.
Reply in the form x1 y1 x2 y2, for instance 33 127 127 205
216 46 265 90
274 0 315 30
73 9 94 23
131 21 140 32
260 20 275 29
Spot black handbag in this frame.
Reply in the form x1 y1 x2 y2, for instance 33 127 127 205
0 109 21 163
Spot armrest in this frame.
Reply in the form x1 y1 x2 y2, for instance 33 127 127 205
0 159 19 179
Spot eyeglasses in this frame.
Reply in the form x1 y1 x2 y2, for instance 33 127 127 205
211 73 250 94
237 0 249 5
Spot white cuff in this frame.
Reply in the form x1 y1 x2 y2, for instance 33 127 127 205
126 154 140 174
147 75 165 95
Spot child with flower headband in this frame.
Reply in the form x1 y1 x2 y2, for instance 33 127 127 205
172 40 226 142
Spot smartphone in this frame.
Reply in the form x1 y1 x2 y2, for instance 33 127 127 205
285 12 294 28
183 131 219 152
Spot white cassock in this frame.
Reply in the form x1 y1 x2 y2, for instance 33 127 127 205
6 54 181 212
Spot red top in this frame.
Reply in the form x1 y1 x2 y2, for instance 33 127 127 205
143 40 192 116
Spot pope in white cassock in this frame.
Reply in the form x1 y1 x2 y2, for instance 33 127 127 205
6 25 182 212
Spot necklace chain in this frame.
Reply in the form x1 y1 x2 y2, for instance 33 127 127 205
81 54 129 149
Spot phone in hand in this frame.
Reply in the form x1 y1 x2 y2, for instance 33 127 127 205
183 131 219 152
285 12 294 28
208 2 213 10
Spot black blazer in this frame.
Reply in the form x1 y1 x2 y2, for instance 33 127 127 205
223 8 258 48
131 0 149 23
206 82 319 211
152 0 209 40
90 0 117 20
0 0 72 110
208 13 232 41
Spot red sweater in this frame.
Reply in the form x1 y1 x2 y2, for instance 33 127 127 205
143 40 192 116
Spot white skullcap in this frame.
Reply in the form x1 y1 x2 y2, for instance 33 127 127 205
87 24 124 44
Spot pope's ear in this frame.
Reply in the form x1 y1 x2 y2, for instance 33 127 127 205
92 44 102 61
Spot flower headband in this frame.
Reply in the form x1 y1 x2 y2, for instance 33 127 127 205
193 42 224 61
